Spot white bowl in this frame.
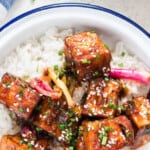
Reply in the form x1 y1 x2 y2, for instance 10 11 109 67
0 3 150 149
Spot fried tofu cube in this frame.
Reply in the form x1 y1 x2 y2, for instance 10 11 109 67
0 73 40 120
76 116 134 150
0 135 48 150
34 96 79 144
82 79 122 117
64 31 111 81
125 96 150 128
0 135 28 150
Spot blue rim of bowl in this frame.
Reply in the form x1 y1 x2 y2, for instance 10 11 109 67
0 3 150 38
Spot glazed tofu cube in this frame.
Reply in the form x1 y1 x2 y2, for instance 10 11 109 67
0 73 40 120
0 135 48 150
34 96 79 144
82 79 122 117
125 96 150 128
76 116 134 150
64 31 111 81
0 135 28 150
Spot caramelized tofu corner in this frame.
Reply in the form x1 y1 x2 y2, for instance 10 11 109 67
82 79 122 118
0 73 40 120
64 31 111 81
0 135 28 150
34 96 79 144
0 135 48 150
125 96 150 128
76 116 134 150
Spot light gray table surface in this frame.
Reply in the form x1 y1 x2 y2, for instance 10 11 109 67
0 0 150 33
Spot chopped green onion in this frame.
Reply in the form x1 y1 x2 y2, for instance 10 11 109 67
63 61 67 67
69 146 74 150
54 65 59 71
36 65 39 73
96 55 101 60
146 111 150 115
123 86 128 92
58 50 64 56
9 112 14 119
104 44 109 49
59 123 66 130
36 127 42 132
81 59 91 64
19 88 24 97
126 131 131 138
104 126 114 132
19 107 24 113
23 75 30 80
47 98 52 105
120 51 126 57
4 82 11 87
108 101 117 110
28 142 33 150
120 105 125 111
35 105 42 111
20 139 25 144
78 128 82 135
118 63 124 67
94 71 99 76
98 133 103 139
90 30 96 33
101 136 108 145
43 111 49 115
68 121 73 127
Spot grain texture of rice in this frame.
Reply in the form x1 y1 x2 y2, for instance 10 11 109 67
0 28 149 144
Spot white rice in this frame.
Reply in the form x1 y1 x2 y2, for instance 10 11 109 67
0 27 149 142
111 41 150 101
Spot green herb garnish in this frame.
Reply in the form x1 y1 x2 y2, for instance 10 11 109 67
58 50 64 56
94 71 99 76
19 107 24 113
96 55 101 60
126 131 131 138
104 126 114 132
19 88 24 97
23 75 30 80
69 146 74 150
81 59 91 64
5 82 11 87
120 105 125 111
108 101 117 110
35 105 42 111
118 63 124 67
36 127 42 132
121 51 126 57
43 111 49 115
54 65 59 71
59 123 67 130
101 136 108 145
28 142 33 150
36 65 39 73
104 44 109 49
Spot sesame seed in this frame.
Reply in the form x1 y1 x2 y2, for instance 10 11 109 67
26 108 30 112
13 102 18 106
